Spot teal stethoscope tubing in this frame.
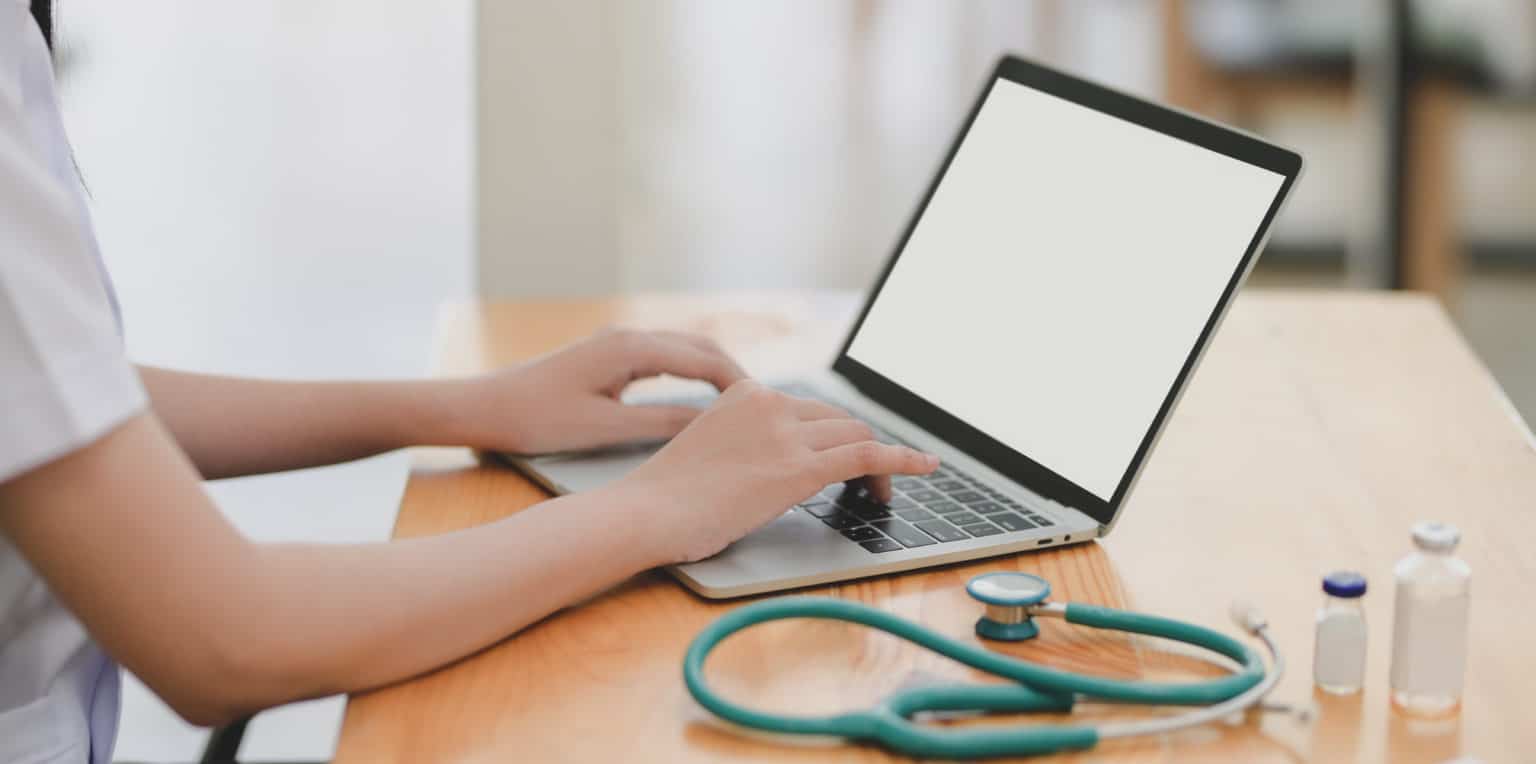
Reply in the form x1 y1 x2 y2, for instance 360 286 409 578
684 596 1272 760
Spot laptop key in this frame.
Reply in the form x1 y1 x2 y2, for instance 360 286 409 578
1028 514 1055 527
849 504 892 521
836 492 881 511
893 477 925 492
944 510 983 526
926 500 964 515
972 501 1009 515
800 502 840 518
933 480 968 492
820 511 865 530
860 538 903 554
841 526 883 542
913 520 969 543
961 522 1004 538
870 519 936 548
991 512 1037 532
907 489 943 503
894 507 935 523
949 490 985 503
887 496 918 510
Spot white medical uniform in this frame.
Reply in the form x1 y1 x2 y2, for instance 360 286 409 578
1 4 147 763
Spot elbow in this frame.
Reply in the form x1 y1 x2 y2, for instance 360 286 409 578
135 562 346 727
149 636 294 728
164 694 248 730
153 663 259 728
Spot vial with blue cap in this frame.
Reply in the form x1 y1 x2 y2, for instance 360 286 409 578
1314 570 1368 694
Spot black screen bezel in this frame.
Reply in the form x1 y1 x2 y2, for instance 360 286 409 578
831 55 1302 527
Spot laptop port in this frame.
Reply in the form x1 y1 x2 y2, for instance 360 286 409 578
1037 538 1054 545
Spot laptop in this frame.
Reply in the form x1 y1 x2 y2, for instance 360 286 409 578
506 55 1303 598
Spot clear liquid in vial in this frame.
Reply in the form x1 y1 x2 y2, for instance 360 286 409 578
1389 523 1470 717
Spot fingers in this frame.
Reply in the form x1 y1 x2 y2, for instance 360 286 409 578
799 418 875 450
650 330 734 364
814 441 938 488
852 474 894 504
788 397 850 422
723 381 936 499
619 331 748 392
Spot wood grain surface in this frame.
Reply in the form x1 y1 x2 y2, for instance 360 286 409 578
334 290 1535 763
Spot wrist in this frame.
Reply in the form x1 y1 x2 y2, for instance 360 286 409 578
591 477 682 569
413 378 493 448
431 374 549 453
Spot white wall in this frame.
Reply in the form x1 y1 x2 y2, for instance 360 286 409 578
477 0 621 296
59 2 473 760
477 0 1169 297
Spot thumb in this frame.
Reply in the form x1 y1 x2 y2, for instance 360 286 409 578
613 404 703 442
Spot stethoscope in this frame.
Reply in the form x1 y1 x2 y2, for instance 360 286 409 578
684 572 1291 760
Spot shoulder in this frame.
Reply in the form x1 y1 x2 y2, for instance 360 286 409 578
0 1 45 151
0 5 25 101
0 5 147 485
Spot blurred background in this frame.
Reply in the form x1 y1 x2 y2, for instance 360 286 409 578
50 1 1534 761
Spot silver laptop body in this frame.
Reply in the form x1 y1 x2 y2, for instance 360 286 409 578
507 373 1104 598
505 55 1302 598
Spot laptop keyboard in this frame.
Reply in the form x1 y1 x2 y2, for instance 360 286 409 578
654 382 1059 554
800 466 1056 553
771 385 1057 554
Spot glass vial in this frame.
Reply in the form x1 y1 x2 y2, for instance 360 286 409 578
1389 522 1471 716
1313 571 1368 694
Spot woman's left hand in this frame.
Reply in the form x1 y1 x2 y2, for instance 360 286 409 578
448 329 749 455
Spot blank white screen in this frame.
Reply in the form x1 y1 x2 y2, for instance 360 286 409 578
847 79 1285 500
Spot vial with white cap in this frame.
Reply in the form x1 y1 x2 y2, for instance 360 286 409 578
1313 571 1368 694
1389 522 1471 716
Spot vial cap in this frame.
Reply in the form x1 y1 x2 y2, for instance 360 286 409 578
1411 521 1461 552
1322 571 1367 598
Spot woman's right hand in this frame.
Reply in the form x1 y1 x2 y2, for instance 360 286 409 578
611 380 939 564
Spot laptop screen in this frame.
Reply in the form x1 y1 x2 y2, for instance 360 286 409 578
844 76 1288 504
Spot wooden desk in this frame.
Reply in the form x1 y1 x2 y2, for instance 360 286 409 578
334 290 1535 763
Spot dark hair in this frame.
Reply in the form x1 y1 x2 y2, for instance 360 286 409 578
31 0 53 49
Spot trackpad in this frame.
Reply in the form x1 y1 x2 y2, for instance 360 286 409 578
514 441 663 493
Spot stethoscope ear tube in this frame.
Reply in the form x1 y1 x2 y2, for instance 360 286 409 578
683 595 1270 759
1061 603 1265 704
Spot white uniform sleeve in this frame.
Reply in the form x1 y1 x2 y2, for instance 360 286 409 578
0 9 146 483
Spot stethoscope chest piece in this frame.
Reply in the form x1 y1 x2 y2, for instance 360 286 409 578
966 572 1051 642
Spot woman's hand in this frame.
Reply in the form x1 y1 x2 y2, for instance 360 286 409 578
610 380 940 564
450 329 749 455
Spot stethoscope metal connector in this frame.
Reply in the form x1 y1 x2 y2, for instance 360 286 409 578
966 571 1054 642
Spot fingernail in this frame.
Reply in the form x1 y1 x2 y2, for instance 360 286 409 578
926 453 940 469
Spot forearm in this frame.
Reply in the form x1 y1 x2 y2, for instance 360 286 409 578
223 484 659 711
138 329 758 479
0 414 665 725
138 366 479 479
